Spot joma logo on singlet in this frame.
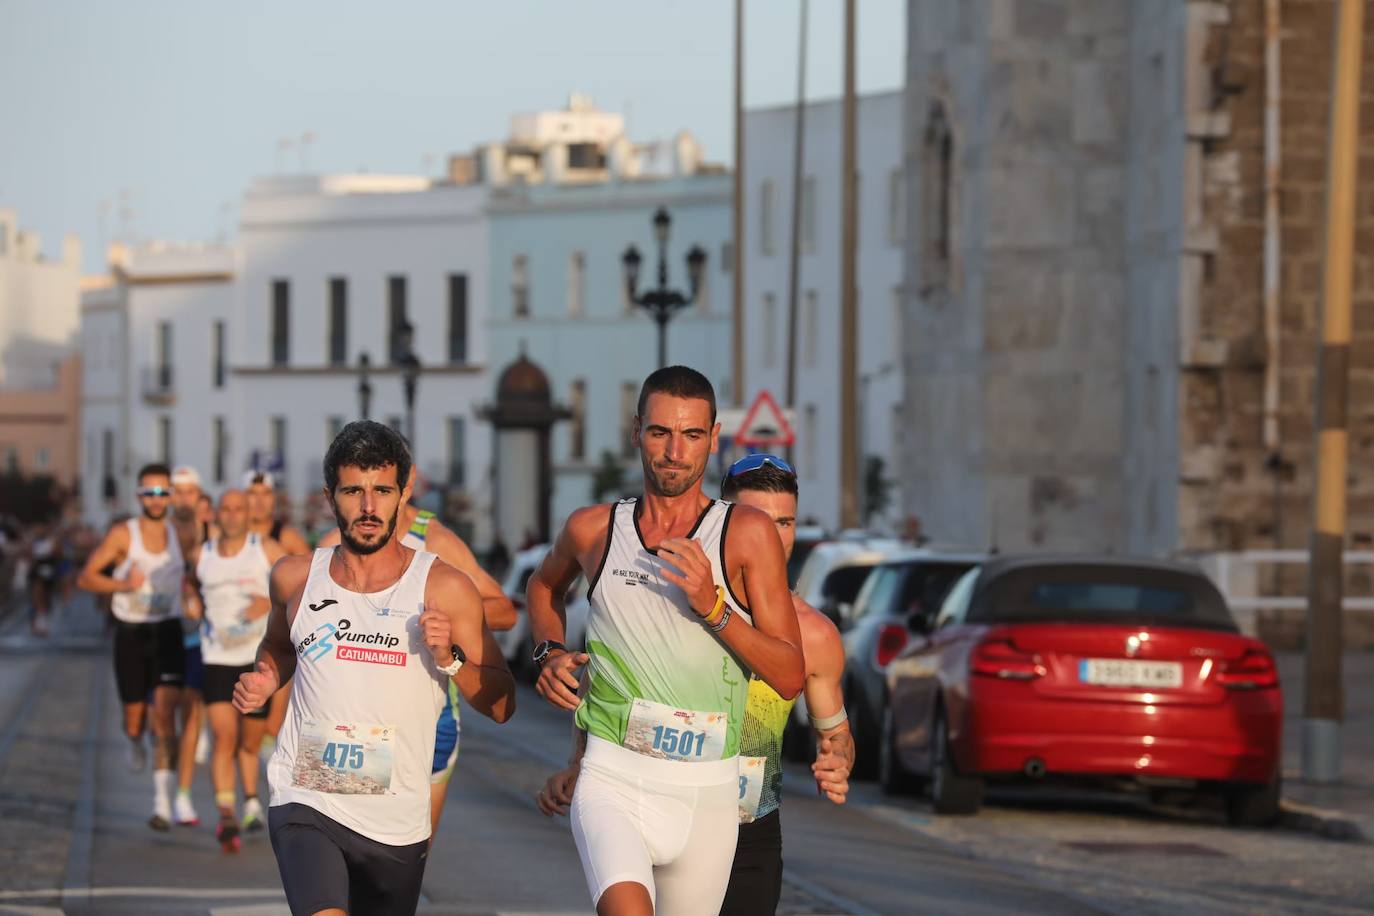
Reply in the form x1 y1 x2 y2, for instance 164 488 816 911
612 568 651 586
297 618 403 663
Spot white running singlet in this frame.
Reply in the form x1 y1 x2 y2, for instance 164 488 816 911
267 548 447 846
197 533 273 667
111 518 184 625
570 498 752 914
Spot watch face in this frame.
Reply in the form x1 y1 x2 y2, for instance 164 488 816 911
451 644 466 664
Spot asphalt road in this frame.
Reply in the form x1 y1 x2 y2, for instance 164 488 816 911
0 594 1368 915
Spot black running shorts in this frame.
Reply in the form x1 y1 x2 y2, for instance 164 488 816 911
202 663 268 717
113 619 185 704
720 809 783 916
268 803 428 916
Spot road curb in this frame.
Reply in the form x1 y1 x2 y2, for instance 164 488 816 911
1278 799 1369 842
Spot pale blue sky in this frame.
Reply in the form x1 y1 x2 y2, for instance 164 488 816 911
0 0 905 272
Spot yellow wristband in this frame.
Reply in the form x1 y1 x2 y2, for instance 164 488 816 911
703 585 727 625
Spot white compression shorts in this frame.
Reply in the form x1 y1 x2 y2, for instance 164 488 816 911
571 736 740 915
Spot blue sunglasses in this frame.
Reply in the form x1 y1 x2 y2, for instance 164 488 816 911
725 453 796 479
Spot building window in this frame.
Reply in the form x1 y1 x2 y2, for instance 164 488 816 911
269 416 286 469
802 404 817 476
101 428 116 500
212 320 225 388
159 416 173 465
803 290 818 368
568 251 585 316
387 275 408 363
448 273 468 364
34 447 49 471
762 293 777 369
890 287 904 362
888 168 906 245
271 279 289 366
2 446 17 474
760 180 776 255
721 241 733 274
212 416 226 484
620 382 637 459
513 255 529 318
326 415 345 446
922 102 953 288
447 416 466 486
156 321 173 390
800 177 817 254
570 379 587 461
328 277 348 366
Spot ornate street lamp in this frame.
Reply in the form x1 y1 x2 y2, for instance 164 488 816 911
356 351 373 420
622 206 708 368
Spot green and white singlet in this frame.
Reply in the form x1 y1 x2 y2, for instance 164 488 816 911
577 498 753 760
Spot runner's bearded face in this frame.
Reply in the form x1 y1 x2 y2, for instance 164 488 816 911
217 491 250 540
327 465 403 556
171 481 201 524
137 474 172 521
635 393 718 498
246 484 274 526
733 489 799 560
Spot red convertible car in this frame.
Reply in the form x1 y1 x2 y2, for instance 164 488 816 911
882 556 1283 826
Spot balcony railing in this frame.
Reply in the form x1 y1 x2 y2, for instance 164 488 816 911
141 365 175 405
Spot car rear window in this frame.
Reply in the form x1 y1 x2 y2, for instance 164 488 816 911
975 565 1236 630
822 565 876 605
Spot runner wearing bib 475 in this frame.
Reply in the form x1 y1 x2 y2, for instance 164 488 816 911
527 367 804 916
231 421 516 916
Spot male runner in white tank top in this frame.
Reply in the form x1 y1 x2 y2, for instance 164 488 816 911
317 464 516 841
527 366 804 916
78 463 187 830
184 489 287 850
233 421 516 916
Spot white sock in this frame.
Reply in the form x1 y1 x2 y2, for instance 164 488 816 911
153 769 175 807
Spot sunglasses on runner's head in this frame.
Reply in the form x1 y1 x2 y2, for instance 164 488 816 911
137 486 172 498
725 453 796 479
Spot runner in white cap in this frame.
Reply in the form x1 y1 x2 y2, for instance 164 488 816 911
169 465 208 827
527 366 804 916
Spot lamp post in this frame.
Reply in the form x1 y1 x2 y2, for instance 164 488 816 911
622 207 707 368
395 320 421 448
356 351 373 420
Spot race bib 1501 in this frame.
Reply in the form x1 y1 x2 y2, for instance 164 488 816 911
623 698 728 762
292 721 395 794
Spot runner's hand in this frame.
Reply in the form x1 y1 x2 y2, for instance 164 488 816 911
419 605 455 665
812 733 852 804
535 763 580 817
656 538 718 618
233 659 278 714
123 566 145 593
536 650 588 711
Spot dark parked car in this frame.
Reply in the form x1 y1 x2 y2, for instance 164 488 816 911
839 550 983 777
881 555 1283 826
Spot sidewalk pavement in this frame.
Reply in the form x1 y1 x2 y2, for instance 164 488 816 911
1276 650 1374 841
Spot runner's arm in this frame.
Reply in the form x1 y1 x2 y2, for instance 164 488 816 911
427 563 516 723
529 506 605 710
427 521 517 632
75 524 134 594
798 601 853 802
254 556 309 692
276 524 311 556
662 506 804 699
182 545 204 621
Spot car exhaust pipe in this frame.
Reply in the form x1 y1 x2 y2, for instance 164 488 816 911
1023 757 1046 779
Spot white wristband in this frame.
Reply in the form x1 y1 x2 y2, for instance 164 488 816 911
437 655 464 677
809 708 848 731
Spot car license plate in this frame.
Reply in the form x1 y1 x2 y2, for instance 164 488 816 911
1078 658 1182 688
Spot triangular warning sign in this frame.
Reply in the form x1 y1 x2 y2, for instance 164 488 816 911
735 390 795 447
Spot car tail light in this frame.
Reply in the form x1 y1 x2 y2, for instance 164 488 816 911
971 638 1046 681
1214 649 1278 690
874 623 909 668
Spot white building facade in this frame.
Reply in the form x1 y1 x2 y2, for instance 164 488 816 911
740 92 907 531
0 208 82 390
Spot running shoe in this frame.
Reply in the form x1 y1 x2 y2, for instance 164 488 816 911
147 813 171 832
240 797 265 833
150 794 172 832
127 737 148 773
174 792 199 826
216 815 241 853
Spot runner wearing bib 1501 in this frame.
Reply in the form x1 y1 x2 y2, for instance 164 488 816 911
527 367 804 916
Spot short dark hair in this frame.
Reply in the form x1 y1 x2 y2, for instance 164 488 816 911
637 365 716 424
323 421 412 493
137 463 172 483
721 463 799 501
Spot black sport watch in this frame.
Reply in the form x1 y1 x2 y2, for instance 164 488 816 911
532 640 566 667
